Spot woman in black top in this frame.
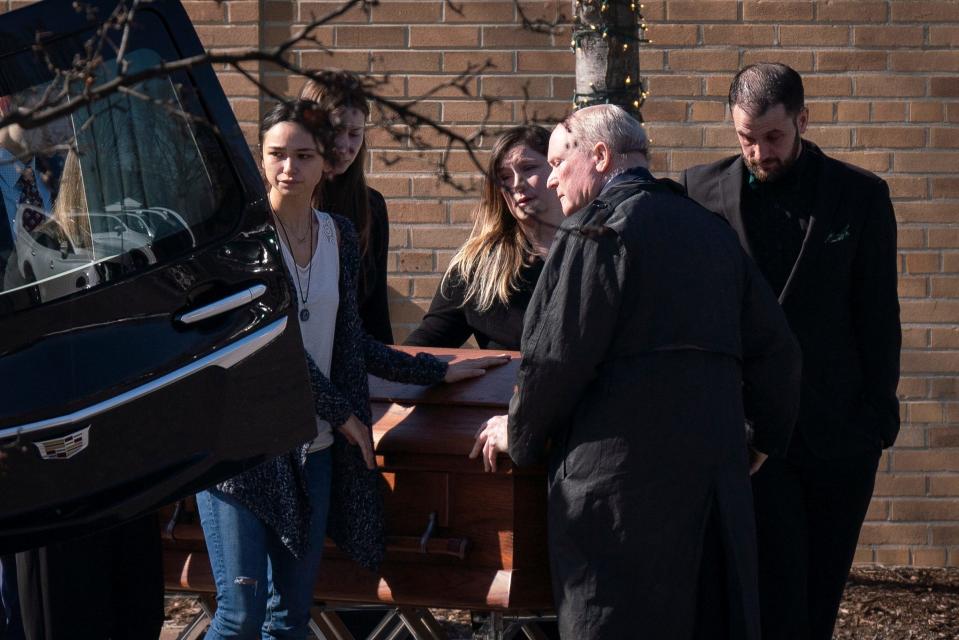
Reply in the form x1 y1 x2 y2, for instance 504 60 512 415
301 71 394 343
405 125 564 350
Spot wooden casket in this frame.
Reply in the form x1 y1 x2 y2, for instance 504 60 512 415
313 347 553 611
162 347 553 613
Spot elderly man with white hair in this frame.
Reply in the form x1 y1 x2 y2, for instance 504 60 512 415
473 104 802 639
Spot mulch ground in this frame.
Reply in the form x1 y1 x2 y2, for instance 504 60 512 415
164 566 959 638
833 566 959 639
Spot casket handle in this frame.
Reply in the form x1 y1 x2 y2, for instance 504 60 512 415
381 512 470 560
384 535 470 560
419 511 437 553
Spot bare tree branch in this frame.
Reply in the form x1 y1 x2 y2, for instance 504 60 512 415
0 0 574 188
515 1 570 34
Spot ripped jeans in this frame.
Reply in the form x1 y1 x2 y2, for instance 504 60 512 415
196 448 332 639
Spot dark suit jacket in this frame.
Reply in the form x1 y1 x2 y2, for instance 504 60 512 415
681 141 901 458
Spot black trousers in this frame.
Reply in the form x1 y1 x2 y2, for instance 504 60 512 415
1 554 25 639
692 507 732 640
752 436 880 640
15 514 164 640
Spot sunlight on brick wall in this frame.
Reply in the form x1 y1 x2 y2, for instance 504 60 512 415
3 0 956 567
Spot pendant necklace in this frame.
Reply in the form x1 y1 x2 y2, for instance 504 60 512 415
274 208 315 322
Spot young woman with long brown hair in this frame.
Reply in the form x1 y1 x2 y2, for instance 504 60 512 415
300 70 393 343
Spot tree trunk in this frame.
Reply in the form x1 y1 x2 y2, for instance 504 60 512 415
572 0 644 121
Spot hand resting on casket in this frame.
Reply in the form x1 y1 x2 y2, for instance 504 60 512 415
443 354 511 383
470 414 509 472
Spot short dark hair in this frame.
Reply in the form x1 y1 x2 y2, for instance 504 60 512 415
728 63 805 117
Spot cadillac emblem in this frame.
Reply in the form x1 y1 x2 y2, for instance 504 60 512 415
34 426 90 460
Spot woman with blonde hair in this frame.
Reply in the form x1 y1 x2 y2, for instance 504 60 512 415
300 70 393 343
50 149 91 249
405 124 563 350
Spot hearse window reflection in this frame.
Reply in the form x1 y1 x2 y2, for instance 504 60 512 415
1 46 233 305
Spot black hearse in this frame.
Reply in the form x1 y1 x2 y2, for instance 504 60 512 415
0 0 315 551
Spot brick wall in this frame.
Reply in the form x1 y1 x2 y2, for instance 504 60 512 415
3 0 956 567
251 0 959 569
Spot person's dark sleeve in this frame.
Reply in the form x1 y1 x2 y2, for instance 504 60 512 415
851 179 901 448
739 251 802 457
358 188 394 344
363 335 448 385
305 353 354 429
403 271 474 348
508 227 627 466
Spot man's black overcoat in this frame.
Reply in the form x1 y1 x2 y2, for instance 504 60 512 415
681 142 901 457
508 169 802 640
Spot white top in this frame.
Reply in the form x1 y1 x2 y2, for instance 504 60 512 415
278 209 339 452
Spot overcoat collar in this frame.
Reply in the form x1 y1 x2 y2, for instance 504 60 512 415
570 166 665 228
597 166 681 209
718 141 840 304
600 165 656 196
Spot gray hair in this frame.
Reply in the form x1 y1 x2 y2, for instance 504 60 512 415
562 104 649 163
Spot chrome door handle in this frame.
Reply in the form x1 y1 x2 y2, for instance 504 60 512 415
177 284 267 324
0 317 287 441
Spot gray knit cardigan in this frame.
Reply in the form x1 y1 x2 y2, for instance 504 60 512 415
216 213 447 571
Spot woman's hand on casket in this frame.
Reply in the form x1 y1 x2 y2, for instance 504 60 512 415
443 354 511 383
338 414 377 470
470 414 509 472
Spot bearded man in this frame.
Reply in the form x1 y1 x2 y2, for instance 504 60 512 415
681 63 902 640
475 104 802 639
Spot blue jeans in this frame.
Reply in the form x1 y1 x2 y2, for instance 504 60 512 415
197 448 332 639
1 554 24 639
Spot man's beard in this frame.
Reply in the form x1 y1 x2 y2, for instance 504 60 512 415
745 125 802 183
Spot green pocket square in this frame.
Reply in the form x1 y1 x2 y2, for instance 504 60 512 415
825 224 851 244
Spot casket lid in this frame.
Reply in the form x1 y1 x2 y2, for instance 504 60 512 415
369 347 521 408
369 347 522 459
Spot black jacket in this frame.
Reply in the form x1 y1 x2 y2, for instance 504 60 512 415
508 168 801 639
403 258 543 350
357 187 394 344
681 142 901 457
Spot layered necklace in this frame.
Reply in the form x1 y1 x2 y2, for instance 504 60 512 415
274 209 316 322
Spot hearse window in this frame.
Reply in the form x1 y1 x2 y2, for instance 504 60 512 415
0 21 242 307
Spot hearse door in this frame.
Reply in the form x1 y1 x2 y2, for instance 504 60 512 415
0 0 315 551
